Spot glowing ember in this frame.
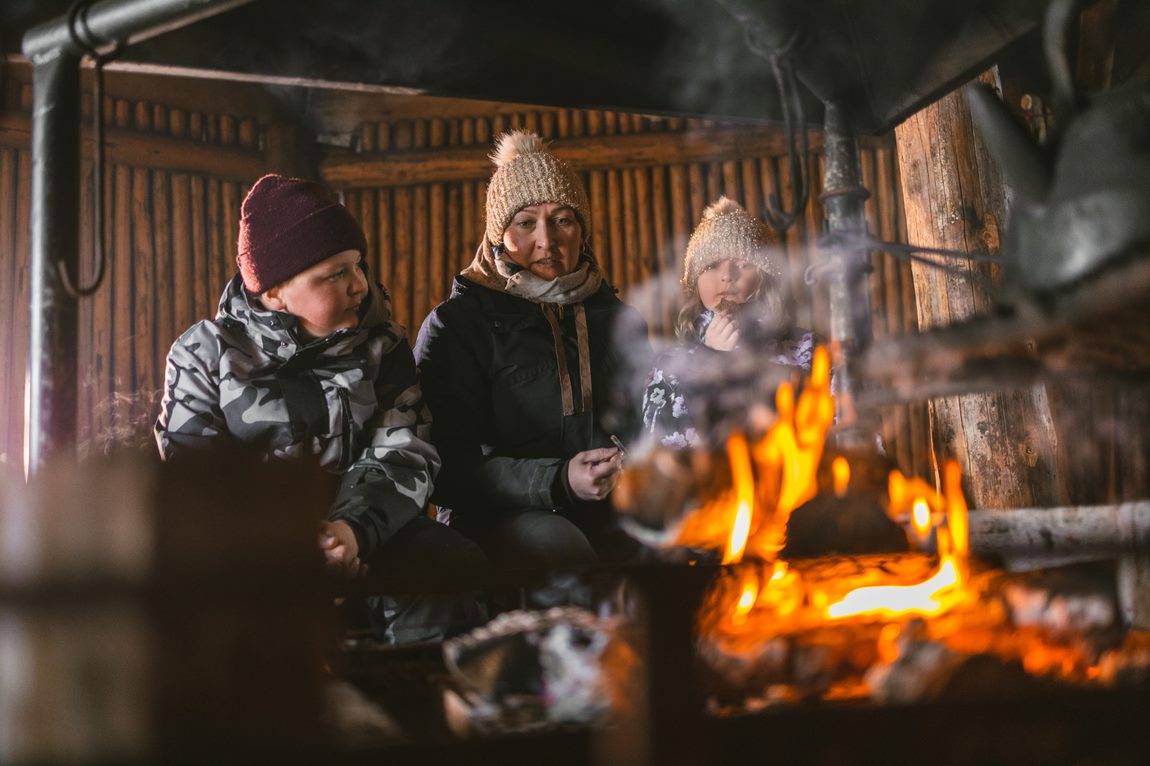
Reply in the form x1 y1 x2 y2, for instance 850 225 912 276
832 457 850 498
824 557 961 619
911 499 932 538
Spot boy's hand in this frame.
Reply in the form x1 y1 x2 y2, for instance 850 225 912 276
319 520 367 578
567 447 623 501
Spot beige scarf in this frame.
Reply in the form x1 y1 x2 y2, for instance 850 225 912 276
461 240 604 305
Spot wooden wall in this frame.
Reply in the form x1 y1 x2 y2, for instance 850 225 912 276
0 65 926 477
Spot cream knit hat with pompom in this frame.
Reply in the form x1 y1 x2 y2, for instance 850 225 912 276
681 196 782 290
485 131 592 246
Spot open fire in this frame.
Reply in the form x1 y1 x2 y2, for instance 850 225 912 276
661 347 1150 706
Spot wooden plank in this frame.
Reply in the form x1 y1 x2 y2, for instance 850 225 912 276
740 159 761 219
189 175 210 320
412 120 430 330
320 125 840 187
607 170 625 288
429 118 448 310
112 100 133 437
894 72 1067 509
650 164 674 334
687 164 705 225
377 188 395 304
622 168 640 290
206 176 224 320
589 171 608 272
0 150 16 465
0 112 267 181
131 164 155 419
634 166 654 283
721 160 740 201
705 161 721 203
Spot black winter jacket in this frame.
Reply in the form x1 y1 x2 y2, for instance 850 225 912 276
414 276 649 524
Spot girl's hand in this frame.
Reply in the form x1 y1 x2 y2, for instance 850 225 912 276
567 448 623 501
703 312 740 351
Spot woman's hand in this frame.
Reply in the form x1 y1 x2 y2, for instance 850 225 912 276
703 312 740 351
567 447 623 501
319 520 368 578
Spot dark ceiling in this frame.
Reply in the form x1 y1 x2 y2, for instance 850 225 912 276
3 0 1051 133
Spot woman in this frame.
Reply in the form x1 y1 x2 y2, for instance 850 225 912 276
642 197 812 449
415 131 649 571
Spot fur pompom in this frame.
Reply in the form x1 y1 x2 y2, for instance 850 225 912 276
490 130 547 168
702 196 743 220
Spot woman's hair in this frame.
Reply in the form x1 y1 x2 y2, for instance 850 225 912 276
673 268 791 341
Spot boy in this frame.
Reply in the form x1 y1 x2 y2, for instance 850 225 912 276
155 174 484 643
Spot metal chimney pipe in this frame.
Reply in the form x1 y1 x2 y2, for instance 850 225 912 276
21 0 254 473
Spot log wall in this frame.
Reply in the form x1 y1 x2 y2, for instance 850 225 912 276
0 65 926 478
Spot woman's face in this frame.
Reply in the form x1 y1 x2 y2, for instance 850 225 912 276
501 203 583 281
695 258 764 312
261 249 369 339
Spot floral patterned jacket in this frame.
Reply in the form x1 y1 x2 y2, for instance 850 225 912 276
641 310 814 450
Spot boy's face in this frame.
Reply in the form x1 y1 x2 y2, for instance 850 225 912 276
261 249 368 339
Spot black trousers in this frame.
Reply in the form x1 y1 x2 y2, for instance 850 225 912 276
454 502 642 573
363 515 488 644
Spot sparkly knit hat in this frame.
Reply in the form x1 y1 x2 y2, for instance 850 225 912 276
237 174 367 294
681 197 782 290
484 131 592 246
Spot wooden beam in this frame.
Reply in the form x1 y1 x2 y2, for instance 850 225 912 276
322 128 893 188
853 255 1150 406
0 112 266 181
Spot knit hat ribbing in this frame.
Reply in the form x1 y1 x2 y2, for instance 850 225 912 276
237 174 367 294
484 131 591 246
681 197 782 290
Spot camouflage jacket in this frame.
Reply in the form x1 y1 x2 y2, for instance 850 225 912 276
155 274 439 557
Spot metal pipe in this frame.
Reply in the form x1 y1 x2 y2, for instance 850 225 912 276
820 102 873 440
22 0 253 63
20 0 254 473
25 53 83 475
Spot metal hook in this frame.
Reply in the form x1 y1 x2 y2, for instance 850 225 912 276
740 27 810 233
57 0 125 299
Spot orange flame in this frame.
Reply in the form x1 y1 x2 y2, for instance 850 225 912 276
832 456 850 498
722 433 755 565
675 346 836 562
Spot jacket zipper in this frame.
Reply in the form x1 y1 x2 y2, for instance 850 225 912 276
338 387 355 470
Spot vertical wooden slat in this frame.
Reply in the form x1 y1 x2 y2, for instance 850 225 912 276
607 170 625 289
621 168 640 291
446 119 463 285
0 150 16 464
460 118 477 272
392 120 414 331
112 99 133 434
356 125 377 288
131 161 155 410
428 117 448 311
169 145 193 336
412 119 430 329
687 164 705 224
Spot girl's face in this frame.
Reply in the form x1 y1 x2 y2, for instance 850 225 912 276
695 258 764 312
261 249 369 340
501 203 583 281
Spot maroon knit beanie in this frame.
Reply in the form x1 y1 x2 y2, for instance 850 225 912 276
236 174 368 294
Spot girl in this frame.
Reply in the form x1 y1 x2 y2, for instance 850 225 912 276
642 197 812 449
